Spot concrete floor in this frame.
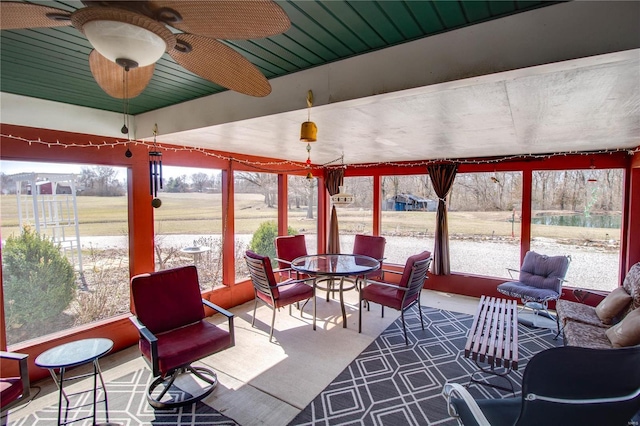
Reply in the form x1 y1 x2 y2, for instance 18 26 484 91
7 289 480 426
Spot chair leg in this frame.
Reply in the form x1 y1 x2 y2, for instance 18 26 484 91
419 303 425 330
147 365 218 409
251 297 258 327
313 292 316 331
401 311 408 345
359 295 363 333
381 305 384 318
269 307 276 342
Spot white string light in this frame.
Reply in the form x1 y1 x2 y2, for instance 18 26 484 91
2 133 638 173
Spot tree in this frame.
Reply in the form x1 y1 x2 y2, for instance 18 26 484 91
191 172 210 192
165 175 189 193
0 172 16 195
2 226 76 343
78 166 124 196
249 221 296 264
236 172 278 207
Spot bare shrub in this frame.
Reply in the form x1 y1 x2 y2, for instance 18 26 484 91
72 246 130 325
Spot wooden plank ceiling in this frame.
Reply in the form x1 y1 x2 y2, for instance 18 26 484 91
0 0 554 115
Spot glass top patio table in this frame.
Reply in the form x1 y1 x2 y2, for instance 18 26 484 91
291 254 380 328
291 254 380 277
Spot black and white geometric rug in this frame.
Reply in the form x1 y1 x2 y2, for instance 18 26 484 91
289 306 562 426
10 368 238 426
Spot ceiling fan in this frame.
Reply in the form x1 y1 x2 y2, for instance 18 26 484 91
0 1 291 98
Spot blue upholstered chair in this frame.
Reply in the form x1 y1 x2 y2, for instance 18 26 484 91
497 251 570 329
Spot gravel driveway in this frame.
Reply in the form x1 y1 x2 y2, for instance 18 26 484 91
82 233 620 292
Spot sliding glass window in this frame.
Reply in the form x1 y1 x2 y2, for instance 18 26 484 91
234 171 278 281
448 172 522 278
335 176 373 253
1 160 129 346
153 166 223 290
530 169 623 291
380 175 436 265
288 175 318 254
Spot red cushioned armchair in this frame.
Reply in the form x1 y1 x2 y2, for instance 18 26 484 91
130 265 234 409
353 234 386 283
275 234 308 280
245 250 316 342
0 351 30 426
359 251 432 345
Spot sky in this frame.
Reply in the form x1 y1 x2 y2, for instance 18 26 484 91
0 160 220 182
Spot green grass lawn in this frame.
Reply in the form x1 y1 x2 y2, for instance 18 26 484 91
0 193 617 242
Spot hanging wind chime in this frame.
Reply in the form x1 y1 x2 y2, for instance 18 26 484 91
121 66 133 158
300 90 317 179
149 124 163 208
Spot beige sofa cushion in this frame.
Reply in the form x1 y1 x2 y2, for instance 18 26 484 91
564 319 615 349
595 287 632 324
606 307 640 348
556 299 609 328
622 262 640 315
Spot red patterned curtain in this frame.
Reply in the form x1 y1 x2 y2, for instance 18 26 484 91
427 163 458 275
324 168 344 254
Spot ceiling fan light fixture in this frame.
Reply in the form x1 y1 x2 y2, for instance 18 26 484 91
84 20 165 67
73 7 176 68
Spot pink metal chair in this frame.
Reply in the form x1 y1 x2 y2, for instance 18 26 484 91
130 265 235 409
359 251 432 345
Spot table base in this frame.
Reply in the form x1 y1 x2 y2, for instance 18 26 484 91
315 277 357 328
467 360 516 395
48 359 109 426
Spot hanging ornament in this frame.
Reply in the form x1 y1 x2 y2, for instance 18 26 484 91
149 124 163 208
330 155 354 206
300 90 317 179
121 66 134 158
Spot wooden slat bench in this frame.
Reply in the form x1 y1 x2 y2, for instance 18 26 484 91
464 295 519 393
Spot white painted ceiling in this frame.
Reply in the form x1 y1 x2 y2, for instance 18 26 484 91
149 50 640 165
135 1 640 166
3 1 639 166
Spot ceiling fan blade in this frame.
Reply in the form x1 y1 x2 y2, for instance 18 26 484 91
89 50 155 99
1 2 72 30
149 0 290 40
169 34 271 97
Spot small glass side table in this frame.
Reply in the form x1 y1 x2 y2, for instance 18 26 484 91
35 338 113 426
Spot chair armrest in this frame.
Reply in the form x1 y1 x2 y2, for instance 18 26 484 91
572 288 607 304
274 258 292 266
442 383 491 426
202 299 234 318
202 299 235 347
129 316 160 376
0 351 28 362
0 351 30 400
273 278 315 288
381 269 402 276
506 268 520 280
361 279 408 292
